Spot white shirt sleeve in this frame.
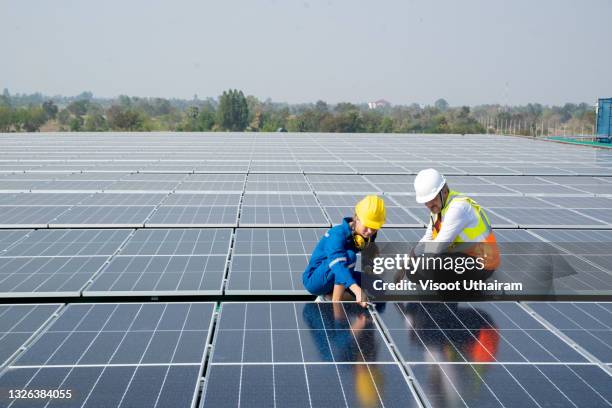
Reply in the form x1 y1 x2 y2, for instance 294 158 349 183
414 200 478 255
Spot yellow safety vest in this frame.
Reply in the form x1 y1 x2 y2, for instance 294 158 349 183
431 190 500 270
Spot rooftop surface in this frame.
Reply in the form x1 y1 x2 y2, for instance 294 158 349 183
0 133 610 407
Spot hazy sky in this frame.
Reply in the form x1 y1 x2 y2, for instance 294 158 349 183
1 0 611 106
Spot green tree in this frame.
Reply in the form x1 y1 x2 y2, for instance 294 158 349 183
84 113 108 131
57 109 71 126
106 105 144 131
14 107 47 132
67 100 90 117
69 116 84 131
434 98 449 111
0 106 14 131
216 89 249 131
42 100 58 119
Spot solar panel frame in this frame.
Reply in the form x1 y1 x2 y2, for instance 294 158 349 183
0 304 62 367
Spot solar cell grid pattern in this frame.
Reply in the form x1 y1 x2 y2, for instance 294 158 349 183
526 302 612 363
85 229 231 296
203 302 419 408
0 304 61 367
1 133 612 407
227 228 325 294
0 302 215 408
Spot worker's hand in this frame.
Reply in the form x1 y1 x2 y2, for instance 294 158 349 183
354 287 368 308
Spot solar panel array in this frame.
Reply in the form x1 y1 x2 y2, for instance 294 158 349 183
0 133 611 407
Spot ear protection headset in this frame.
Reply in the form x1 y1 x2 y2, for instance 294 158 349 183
353 234 370 250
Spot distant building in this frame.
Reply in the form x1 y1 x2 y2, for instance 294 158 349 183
368 99 391 109
596 98 612 141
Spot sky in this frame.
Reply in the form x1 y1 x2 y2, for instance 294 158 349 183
1 0 611 106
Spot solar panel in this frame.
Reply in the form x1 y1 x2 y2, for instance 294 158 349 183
299 161 356 174
242 192 320 207
232 228 325 255
227 228 325 294
105 180 180 192
146 206 239 227
489 208 607 228
0 230 30 251
0 192 92 206
527 302 612 363
202 302 419 408
0 256 109 297
76 193 167 206
120 228 232 256
537 196 612 209
501 183 591 195
162 193 241 206
0 206 71 228
0 304 61 367
50 206 156 228
2 229 131 257
239 206 329 227
377 302 588 363
249 162 302 173
176 181 245 193
537 176 612 185
575 209 612 225
0 303 214 408
194 161 250 173
411 363 612 407
84 255 226 295
184 174 246 182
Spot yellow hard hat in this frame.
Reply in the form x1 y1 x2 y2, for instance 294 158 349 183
354 195 386 230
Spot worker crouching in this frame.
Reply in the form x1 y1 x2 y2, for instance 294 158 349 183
302 195 386 308
411 168 500 283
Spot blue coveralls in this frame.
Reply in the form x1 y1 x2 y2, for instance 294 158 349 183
303 217 363 296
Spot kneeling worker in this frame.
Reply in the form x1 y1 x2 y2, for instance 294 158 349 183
412 168 500 281
303 195 386 307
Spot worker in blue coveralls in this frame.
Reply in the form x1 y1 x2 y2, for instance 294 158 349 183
302 195 386 308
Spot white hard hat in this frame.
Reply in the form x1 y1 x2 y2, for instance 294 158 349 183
414 168 446 203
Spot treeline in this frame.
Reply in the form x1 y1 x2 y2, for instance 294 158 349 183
472 103 596 136
0 88 596 135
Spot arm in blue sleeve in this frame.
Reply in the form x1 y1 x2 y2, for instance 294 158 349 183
326 236 357 288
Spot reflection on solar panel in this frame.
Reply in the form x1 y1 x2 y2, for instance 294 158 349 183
202 302 419 408
0 304 61 366
0 303 214 408
377 302 587 363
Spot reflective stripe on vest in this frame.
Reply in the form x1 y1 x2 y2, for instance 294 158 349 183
431 190 500 269
431 190 492 243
